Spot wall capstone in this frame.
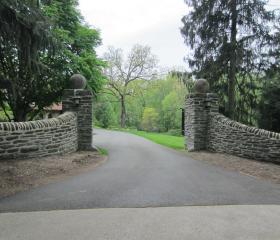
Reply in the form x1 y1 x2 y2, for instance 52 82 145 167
194 79 210 93
69 74 87 89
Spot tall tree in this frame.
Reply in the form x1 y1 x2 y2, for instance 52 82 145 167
0 0 105 121
104 45 158 127
141 107 159 132
0 0 55 121
42 0 106 94
258 21 280 132
181 0 276 119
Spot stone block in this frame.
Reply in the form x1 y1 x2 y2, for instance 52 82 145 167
20 146 39 153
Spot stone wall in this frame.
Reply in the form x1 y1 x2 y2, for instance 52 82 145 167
0 112 78 160
207 113 280 163
185 82 280 163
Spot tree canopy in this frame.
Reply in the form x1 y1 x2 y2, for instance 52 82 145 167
103 44 158 127
181 0 278 121
94 73 187 134
0 0 105 121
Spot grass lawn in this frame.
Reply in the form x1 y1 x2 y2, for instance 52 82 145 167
124 129 185 150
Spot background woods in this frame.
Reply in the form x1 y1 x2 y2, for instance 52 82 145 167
181 0 280 130
95 70 187 135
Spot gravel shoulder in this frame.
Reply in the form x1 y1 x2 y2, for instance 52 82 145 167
0 151 107 198
187 151 280 184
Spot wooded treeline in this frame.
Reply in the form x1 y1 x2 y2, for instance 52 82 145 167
94 44 187 135
181 0 280 132
95 70 186 135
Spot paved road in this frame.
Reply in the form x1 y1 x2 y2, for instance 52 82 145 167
0 129 280 212
1 205 280 240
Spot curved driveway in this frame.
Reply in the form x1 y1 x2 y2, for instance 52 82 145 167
0 129 280 212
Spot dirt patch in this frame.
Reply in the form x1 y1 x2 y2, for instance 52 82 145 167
0 151 107 198
187 151 280 184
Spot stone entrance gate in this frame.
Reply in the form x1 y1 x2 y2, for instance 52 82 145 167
0 74 94 159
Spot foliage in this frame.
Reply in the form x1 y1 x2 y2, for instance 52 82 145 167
162 91 182 131
103 44 158 127
181 0 277 120
141 107 159 131
166 129 182 136
0 0 105 122
42 0 106 93
95 73 187 134
0 110 12 122
258 76 280 132
170 71 194 93
94 95 116 128
0 0 57 121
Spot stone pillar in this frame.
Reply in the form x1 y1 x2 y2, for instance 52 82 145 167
62 74 93 150
185 79 218 151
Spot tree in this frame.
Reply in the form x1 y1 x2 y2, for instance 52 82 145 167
42 0 106 94
141 107 159 132
181 0 276 119
258 76 280 132
104 44 158 127
162 91 181 131
96 72 187 132
94 96 116 128
0 0 105 121
0 0 55 121
170 71 194 93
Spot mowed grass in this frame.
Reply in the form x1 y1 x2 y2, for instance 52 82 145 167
125 129 185 150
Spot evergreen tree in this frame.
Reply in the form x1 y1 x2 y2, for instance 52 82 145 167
181 0 276 120
0 0 55 121
0 0 105 121
258 76 280 132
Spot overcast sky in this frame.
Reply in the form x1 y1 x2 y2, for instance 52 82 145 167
79 0 280 69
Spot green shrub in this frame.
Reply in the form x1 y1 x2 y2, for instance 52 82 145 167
167 129 182 136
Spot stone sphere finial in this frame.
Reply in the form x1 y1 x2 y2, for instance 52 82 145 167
194 79 210 93
69 74 87 89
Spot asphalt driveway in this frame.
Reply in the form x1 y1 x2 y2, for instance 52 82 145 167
0 129 280 212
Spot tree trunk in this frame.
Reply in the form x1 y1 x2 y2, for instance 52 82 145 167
120 96 126 128
13 105 28 122
228 0 237 119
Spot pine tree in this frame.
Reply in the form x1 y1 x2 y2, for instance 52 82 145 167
0 0 55 121
0 0 105 121
181 0 276 119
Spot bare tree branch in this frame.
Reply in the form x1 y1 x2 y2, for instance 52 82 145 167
103 44 158 127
